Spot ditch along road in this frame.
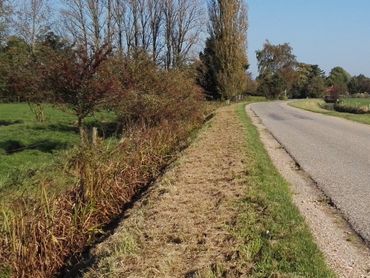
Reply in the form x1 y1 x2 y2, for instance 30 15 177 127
250 101 370 245
80 101 370 278
83 104 251 277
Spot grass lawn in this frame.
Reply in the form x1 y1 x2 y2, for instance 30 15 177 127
0 103 116 191
340 98 370 107
235 102 334 277
289 99 370 125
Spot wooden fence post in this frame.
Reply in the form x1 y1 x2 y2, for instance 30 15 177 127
91 127 98 145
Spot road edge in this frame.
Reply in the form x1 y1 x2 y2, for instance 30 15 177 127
246 103 370 278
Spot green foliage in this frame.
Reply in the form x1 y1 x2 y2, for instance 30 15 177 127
257 73 286 99
292 64 326 98
198 0 249 100
256 41 297 99
198 38 219 99
0 37 30 101
348 74 370 94
327 66 351 94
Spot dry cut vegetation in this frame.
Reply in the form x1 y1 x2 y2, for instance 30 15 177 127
84 103 250 277
82 100 333 277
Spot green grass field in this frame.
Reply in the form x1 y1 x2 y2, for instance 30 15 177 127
0 103 116 191
289 99 370 125
340 98 370 107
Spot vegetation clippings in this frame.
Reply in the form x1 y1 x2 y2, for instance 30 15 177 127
82 100 333 278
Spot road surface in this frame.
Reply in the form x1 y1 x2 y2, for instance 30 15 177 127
250 101 370 243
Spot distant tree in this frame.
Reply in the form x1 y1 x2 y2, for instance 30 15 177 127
0 35 56 120
257 72 286 99
256 41 296 77
163 0 204 69
327 66 351 95
348 74 370 94
245 72 257 95
0 37 30 102
292 63 326 98
37 31 72 53
0 0 12 47
256 41 297 99
13 0 52 54
61 0 112 55
199 0 249 100
306 76 325 98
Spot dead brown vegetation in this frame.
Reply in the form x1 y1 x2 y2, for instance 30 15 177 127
0 58 207 277
84 104 248 278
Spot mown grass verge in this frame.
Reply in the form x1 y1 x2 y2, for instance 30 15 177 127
289 99 370 125
234 103 334 277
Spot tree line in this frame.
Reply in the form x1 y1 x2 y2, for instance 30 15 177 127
0 1 253 276
0 0 253 118
256 40 370 99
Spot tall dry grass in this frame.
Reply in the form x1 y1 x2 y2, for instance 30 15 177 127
0 59 208 277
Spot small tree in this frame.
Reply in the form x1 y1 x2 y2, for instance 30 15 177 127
50 45 121 138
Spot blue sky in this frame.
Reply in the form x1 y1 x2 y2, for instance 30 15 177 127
248 0 370 77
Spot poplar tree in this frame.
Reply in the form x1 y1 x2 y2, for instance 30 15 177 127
199 0 249 100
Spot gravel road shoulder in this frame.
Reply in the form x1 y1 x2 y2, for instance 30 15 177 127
246 104 370 278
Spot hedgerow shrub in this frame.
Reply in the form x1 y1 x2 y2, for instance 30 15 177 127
110 54 205 128
334 102 370 114
0 55 207 277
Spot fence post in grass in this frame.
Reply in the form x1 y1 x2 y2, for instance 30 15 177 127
92 127 98 145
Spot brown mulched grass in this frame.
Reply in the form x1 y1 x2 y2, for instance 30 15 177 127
84 104 250 277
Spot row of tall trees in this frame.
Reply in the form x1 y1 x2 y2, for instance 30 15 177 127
1 0 252 103
60 0 205 68
255 40 370 99
1 0 205 66
256 41 326 99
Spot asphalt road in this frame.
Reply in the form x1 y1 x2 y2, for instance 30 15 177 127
250 101 370 243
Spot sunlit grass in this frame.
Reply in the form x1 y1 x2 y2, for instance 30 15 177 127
235 102 334 277
289 99 370 125
0 103 116 190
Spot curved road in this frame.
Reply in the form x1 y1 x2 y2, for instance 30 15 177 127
250 101 370 243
